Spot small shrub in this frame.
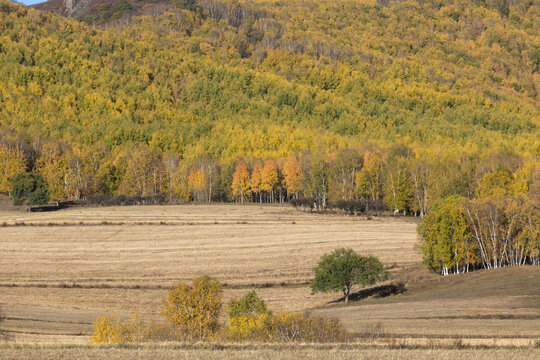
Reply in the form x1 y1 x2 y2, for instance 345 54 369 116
142 318 178 342
225 312 275 342
228 290 270 318
452 337 465 349
359 321 386 340
90 314 177 344
90 315 137 344
274 312 348 343
225 291 273 342
290 197 316 212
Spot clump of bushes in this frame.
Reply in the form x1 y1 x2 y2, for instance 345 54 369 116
90 314 176 344
291 197 387 215
161 276 223 341
334 199 386 216
91 277 349 344
224 290 347 342
90 315 142 344
290 197 317 212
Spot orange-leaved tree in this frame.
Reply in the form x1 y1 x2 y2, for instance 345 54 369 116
282 157 303 200
251 162 263 203
261 159 278 203
231 162 251 203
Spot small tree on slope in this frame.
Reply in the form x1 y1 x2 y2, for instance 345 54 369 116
311 248 388 303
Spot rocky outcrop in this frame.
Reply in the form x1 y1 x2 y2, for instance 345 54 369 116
33 0 128 19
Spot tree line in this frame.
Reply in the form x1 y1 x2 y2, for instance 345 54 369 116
2 133 537 217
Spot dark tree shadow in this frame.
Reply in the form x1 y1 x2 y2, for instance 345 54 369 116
29 201 78 212
330 283 407 304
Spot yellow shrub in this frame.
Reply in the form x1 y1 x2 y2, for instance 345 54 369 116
142 317 178 342
90 315 134 344
90 313 159 344
161 276 223 341
274 311 348 343
225 311 348 343
225 313 275 342
274 312 303 342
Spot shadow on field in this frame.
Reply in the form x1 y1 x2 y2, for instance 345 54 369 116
331 283 407 304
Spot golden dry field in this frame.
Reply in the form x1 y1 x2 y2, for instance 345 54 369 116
0 203 539 350
0 344 538 360
0 204 417 343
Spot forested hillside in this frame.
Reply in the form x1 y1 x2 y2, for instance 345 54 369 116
0 0 539 202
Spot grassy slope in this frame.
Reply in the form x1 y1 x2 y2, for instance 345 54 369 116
391 265 540 305
314 266 540 338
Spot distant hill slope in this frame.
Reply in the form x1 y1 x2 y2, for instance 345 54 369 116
32 0 167 23
1 0 539 161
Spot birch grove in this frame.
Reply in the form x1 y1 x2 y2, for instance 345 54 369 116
421 195 539 275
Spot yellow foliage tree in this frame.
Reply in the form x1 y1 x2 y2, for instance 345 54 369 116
120 144 165 196
36 142 69 201
188 167 207 202
161 276 223 341
90 314 143 344
0 144 26 193
171 160 190 202
261 159 278 203
251 162 263 203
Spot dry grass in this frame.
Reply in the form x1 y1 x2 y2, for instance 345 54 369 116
0 204 538 346
0 343 537 360
0 204 418 287
315 266 540 339
0 204 417 342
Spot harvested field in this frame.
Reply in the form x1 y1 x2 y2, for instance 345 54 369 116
0 204 417 287
0 204 417 342
0 344 538 360
0 204 538 346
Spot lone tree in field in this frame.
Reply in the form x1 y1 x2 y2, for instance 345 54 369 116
10 173 50 206
311 248 388 303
